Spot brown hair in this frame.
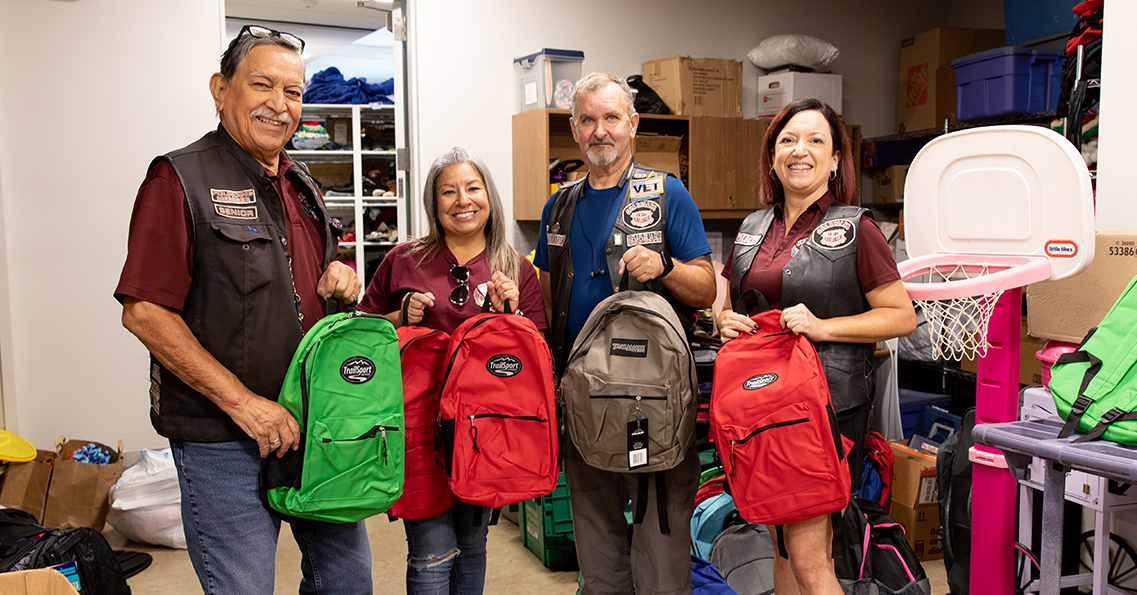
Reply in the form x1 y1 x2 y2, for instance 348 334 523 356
758 97 856 205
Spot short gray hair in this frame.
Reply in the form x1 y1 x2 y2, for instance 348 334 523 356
219 29 303 84
571 72 636 120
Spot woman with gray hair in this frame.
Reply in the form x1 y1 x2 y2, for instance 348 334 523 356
358 146 546 594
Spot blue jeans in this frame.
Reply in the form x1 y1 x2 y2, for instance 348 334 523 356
171 439 372 595
403 501 490 595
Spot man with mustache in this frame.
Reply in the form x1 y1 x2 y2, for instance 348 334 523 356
115 27 368 595
534 72 716 595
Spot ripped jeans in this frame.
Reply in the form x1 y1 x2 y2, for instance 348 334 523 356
403 501 490 595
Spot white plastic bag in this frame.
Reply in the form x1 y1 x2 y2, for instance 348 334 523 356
107 448 186 549
747 34 840 70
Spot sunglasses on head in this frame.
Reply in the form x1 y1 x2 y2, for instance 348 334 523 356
238 24 306 53
449 264 469 306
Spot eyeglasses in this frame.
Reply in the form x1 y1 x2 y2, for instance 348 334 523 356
449 264 470 306
238 25 306 53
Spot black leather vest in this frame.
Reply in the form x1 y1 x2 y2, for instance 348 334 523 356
149 125 336 441
729 203 876 412
546 160 692 374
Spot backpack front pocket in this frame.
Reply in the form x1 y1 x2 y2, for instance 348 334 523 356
302 417 402 505
458 411 551 482
576 373 672 461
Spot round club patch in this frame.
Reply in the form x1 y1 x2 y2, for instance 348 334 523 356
486 354 522 378
812 218 856 250
341 356 376 384
743 373 778 390
622 200 660 230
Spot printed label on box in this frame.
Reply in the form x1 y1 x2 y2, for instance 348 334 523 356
524 82 538 105
918 475 939 505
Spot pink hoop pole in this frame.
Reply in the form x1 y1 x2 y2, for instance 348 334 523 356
897 254 1051 301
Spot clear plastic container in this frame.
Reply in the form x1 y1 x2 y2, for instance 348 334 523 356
513 49 585 112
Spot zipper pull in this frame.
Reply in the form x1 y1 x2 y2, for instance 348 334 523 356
380 428 388 464
469 415 480 453
635 397 644 430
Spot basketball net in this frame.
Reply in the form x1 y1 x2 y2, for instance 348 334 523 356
910 262 1003 361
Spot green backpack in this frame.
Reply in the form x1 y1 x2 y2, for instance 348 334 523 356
1052 274 1137 445
263 310 404 522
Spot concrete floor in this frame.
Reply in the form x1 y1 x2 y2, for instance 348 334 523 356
106 515 948 595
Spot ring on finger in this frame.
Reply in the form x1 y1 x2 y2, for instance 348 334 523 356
269 438 281 447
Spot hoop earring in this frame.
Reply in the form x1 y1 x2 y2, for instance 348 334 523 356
829 170 837 181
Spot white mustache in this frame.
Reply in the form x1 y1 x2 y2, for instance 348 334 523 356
588 139 615 148
251 107 293 126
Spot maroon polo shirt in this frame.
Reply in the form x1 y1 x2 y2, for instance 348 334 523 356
722 193 900 310
115 151 329 332
357 241 548 335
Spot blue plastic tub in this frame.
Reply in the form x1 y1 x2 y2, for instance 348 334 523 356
898 389 952 439
952 47 1064 120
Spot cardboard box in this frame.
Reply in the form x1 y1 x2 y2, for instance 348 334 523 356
634 135 682 177
897 28 1006 132
889 441 939 508
1027 232 1137 344
324 116 352 145
0 449 56 522
42 437 123 532
890 500 944 560
757 72 843 118
303 162 353 188
642 56 743 118
0 569 81 595
960 316 1044 385
873 165 909 204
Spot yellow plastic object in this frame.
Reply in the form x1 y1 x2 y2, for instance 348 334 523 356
0 430 37 462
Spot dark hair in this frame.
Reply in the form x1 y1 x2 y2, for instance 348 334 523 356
758 97 856 205
219 29 303 84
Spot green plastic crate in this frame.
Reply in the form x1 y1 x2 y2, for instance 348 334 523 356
519 472 578 569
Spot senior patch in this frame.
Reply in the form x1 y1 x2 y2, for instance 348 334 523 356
622 199 661 230
812 218 856 249
735 232 762 246
629 176 664 200
215 204 259 220
626 231 663 247
210 188 256 205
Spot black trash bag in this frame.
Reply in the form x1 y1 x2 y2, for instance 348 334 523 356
627 75 670 114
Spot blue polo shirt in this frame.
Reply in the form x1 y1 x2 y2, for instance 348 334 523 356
534 175 711 341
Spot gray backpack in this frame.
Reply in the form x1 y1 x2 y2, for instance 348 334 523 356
562 288 697 474
708 518 776 595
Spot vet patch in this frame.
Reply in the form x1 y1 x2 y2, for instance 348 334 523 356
215 204 258 220
735 232 762 246
812 218 856 250
622 199 660 230
547 233 566 247
627 231 662 247
210 188 256 205
629 176 664 199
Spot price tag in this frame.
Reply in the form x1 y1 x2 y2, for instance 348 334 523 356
627 419 648 470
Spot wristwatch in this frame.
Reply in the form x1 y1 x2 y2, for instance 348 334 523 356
659 251 675 279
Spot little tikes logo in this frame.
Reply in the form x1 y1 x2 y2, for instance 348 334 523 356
743 373 778 390
487 355 522 378
1045 240 1078 258
341 356 375 384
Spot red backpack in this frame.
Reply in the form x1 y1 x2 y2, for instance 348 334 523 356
862 431 894 512
710 308 851 525
387 325 457 520
439 306 558 508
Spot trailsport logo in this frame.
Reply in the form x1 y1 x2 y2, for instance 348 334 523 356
341 356 375 384
743 373 778 390
487 355 522 378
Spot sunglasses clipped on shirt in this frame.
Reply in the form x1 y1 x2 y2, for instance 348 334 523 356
450 264 470 306
237 24 306 53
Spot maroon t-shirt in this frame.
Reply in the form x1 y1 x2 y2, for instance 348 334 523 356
722 193 900 311
358 242 548 335
115 152 330 333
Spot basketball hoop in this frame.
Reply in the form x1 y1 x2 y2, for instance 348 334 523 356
897 254 1050 361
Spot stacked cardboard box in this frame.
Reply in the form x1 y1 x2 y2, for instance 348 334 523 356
897 28 1005 132
889 441 943 561
642 56 743 118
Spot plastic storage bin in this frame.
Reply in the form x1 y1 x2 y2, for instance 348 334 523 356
519 472 577 569
899 389 952 439
513 49 585 112
951 46 1064 120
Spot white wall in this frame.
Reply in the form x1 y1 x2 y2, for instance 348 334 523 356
405 0 966 244
0 1 224 450
1095 0 1135 232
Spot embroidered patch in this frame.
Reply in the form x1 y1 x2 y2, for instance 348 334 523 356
627 231 663 247
610 338 649 358
743 373 778 390
790 237 808 258
341 356 375 384
812 218 856 250
547 233 566 247
622 199 660 230
487 355 522 377
613 232 624 246
215 204 258 220
629 176 664 199
210 188 256 205
735 232 762 246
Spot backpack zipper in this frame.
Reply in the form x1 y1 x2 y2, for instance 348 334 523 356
566 304 697 390
322 425 401 464
468 413 548 453
728 417 809 476
400 329 445 356
438 315 506 395
299 312 391 433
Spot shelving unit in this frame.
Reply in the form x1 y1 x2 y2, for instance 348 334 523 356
293 103 406 279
